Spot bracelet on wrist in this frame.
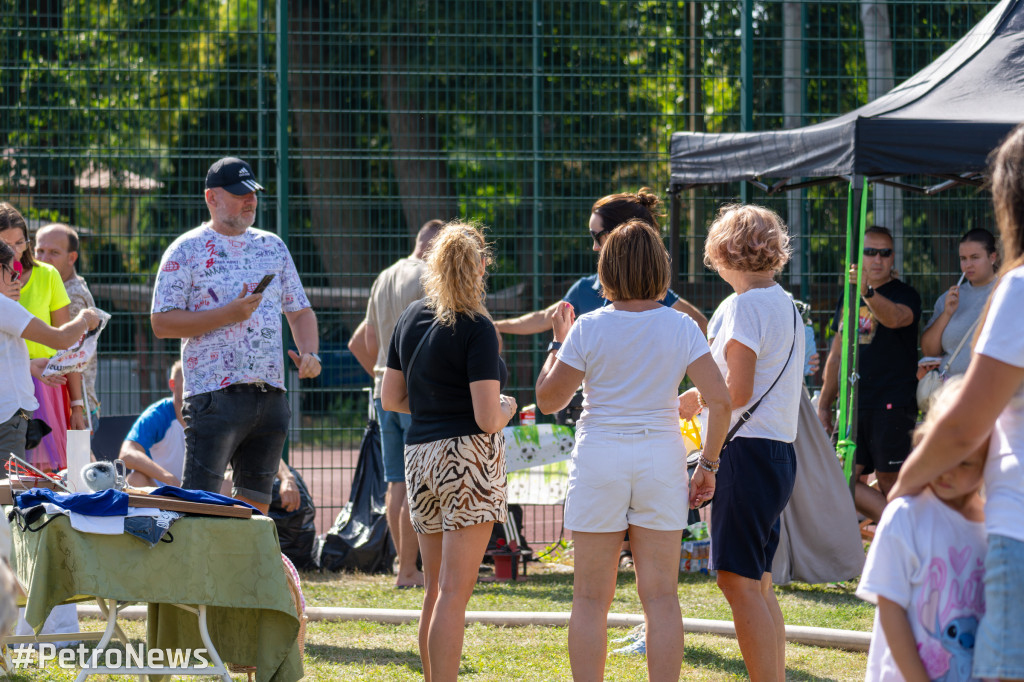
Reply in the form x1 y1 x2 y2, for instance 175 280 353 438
696 392 708 409
69 399 85 408
697 453 719 474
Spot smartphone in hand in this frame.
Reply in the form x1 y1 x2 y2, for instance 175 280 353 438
252 274 275 295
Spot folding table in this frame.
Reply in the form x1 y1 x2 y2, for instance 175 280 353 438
10 513 302 682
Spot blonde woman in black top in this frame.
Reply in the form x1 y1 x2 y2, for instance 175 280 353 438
382 221 516 682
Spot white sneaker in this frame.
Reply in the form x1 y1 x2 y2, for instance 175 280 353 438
611 637 647 656
609 624 645 644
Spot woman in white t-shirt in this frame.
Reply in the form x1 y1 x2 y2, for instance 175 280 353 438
0 242 99 460
892 122 1024 681
535 219 731 681
679 204 804 682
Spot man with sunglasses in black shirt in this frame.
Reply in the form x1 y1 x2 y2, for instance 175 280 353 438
817 225 921 522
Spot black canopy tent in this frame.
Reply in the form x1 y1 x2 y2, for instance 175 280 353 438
669 0 1024 193
667 0 1024 482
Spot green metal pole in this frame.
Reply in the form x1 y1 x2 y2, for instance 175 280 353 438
257 0 269 232
276 0 292 459
276 0 290 244
740 0 753 204
669 185 681 295
799 2 809 301
531 0 543 376
836 176 868 490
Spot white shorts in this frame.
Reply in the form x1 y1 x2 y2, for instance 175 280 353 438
563 428 688 533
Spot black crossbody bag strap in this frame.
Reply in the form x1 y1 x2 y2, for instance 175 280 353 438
724 303 800 443
405 318 440 381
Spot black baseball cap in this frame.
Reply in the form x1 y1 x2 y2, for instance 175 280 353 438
205 157 264 195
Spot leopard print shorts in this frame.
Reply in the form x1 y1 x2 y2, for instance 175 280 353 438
405 432 508 534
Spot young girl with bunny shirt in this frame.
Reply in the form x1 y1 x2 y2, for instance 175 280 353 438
857 377 987 682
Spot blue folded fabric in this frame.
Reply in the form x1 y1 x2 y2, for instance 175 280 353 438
16 488 129 516
148 486 262 515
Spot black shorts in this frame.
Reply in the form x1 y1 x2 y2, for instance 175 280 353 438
182 388 291 504
855 406 916 475
710 437 796 581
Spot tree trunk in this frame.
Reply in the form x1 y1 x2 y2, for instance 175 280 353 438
380 34 457 235
861 0 904 253
287 0 365 286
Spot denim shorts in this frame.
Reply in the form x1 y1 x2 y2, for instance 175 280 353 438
710 437 796 580
973 533 1024 679
374 398 412 483
564 428 689 533
181 387 291 505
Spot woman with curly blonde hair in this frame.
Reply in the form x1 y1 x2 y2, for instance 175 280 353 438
420 223 492 326
382 220 516 682
680 204 803 682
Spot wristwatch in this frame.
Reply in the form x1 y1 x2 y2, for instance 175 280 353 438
547 341 562 353
864 286 875 299
305 352 322 363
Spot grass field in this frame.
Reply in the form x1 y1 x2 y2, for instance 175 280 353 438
4 560 873 680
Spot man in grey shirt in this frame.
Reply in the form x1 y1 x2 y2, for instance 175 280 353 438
34 223 99 423
349 219 442 588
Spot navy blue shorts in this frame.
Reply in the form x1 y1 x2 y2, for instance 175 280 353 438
710 437 796 581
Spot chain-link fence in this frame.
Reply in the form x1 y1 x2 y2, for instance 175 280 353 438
0 0 998 549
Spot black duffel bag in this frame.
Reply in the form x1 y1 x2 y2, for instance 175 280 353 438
316 419 396 574
269 464 318 570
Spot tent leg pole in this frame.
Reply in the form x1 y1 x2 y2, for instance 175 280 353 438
846 176 866 498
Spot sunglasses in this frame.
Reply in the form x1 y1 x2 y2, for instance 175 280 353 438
863 247 893 258
590 230 610 245
1 263 20 283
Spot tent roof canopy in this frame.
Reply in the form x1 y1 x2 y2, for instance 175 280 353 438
669 0 1024 194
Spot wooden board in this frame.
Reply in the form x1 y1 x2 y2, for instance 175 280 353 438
0 483 254 519
126 493 253 518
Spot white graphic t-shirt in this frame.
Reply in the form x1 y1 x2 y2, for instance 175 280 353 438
856 488 986 681
151 224 311 398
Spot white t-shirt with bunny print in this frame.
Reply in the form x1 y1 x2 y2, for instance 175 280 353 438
857 488 986 681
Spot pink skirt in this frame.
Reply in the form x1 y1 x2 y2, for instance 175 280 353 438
26 378 68 472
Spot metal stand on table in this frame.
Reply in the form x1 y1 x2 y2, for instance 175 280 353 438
72 600 231 682
0 598 127 675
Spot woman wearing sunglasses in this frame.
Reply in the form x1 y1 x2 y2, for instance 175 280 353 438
494 189 707 337
0 202 90 472
0 241 99 461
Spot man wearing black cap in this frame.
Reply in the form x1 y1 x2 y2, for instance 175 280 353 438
150 157 321 513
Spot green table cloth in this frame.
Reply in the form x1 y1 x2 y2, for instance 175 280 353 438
12 513 302 682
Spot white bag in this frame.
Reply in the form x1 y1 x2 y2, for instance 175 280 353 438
916 369 945 412
916 317 979 413
42 308 110 377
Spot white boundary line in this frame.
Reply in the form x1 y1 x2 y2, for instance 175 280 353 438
78 605 871 652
